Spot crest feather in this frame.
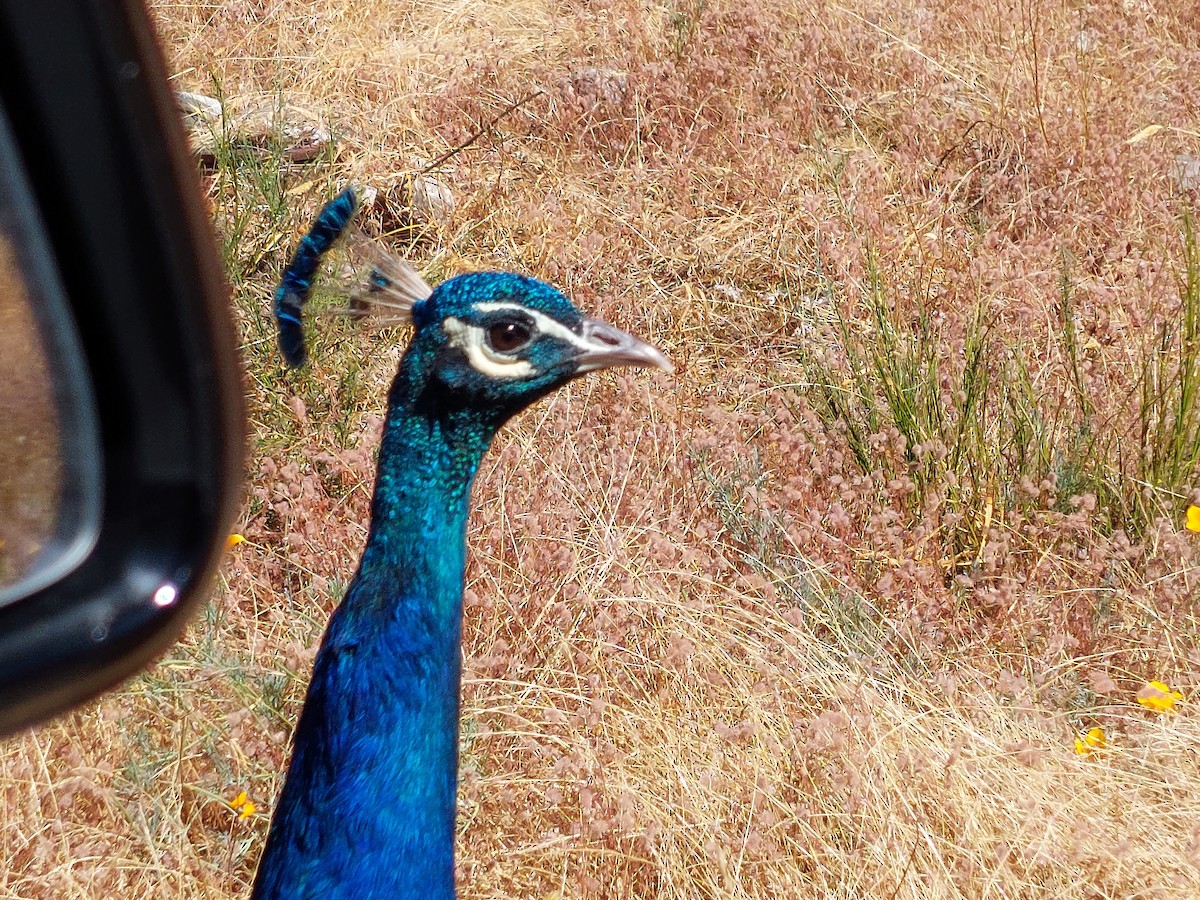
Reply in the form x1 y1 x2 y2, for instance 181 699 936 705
275 185 435 365
352 251 433 317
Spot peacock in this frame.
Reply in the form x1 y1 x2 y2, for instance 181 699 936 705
253 188 670 898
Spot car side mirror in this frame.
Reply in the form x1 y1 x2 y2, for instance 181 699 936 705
0 0 243 735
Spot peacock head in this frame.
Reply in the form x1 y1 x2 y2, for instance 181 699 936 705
394 269 671 419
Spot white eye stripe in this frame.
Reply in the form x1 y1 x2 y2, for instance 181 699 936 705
442 317 535 378
472 302 593 352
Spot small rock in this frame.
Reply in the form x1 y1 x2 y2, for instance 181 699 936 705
405 173 455 227
182 97 334 168
1074 29 1099 54
1174 154 1200 192
176 91 222 125
361 173 455 238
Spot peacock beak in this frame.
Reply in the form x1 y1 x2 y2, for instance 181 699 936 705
574 317 674 374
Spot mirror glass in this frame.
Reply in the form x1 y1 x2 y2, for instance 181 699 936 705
0 239 64 591
0 107 102 606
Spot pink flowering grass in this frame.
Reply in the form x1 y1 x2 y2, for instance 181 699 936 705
3 0 1200 896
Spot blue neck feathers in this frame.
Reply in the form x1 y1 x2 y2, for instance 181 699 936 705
251 360 500 900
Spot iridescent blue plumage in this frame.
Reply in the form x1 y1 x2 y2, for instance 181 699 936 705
274 187 359 366
254 191 670 899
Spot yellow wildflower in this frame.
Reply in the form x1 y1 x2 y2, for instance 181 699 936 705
1137 680 1184 713
1074 726 1106 756
230 790 257 819
1187 506 1200 533
227 533 247 548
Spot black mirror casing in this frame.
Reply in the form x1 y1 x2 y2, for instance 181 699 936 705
0 2 243 734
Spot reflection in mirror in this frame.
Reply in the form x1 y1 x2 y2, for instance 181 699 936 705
0 237 62 592
0 106 102 607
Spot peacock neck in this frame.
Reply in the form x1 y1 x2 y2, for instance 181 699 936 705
358 388 495 590
252 368 500 900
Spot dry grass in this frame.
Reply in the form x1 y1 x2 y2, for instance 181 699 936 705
4 0 1200 896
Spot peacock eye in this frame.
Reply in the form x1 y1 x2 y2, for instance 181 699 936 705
485 320 533 353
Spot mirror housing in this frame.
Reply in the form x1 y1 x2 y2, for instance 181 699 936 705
0 1 243 734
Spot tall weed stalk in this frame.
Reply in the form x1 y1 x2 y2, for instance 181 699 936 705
800 223 1200 567
1136 211 1200 520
